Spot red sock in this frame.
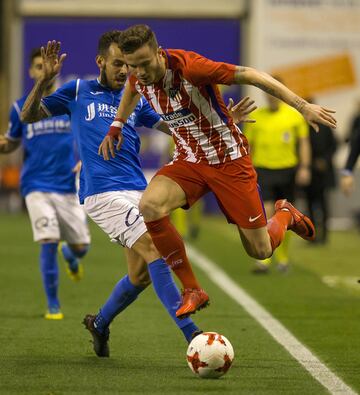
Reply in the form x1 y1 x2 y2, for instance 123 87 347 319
145 216 201 289
267 210 292 251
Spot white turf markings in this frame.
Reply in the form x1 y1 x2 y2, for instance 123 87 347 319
187 244 358 395
322 276 360 292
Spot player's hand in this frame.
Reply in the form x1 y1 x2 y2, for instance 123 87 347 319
40 40 67 83
341 174 354 196
227 96 257 124
72 160 82 173
0 135 7 146
296 167 311 187
301 103 337 132
98 119 124 160
0 135 8 152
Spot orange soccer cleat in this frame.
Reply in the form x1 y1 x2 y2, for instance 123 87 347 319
275 199 315 241
176 288 210 319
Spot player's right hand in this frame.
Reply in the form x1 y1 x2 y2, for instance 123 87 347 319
40 40 67 83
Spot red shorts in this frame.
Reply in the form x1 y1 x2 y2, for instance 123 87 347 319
155 155 267 229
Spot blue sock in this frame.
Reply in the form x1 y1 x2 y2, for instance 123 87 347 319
148 258 200 343
61 244 89 270
40 243 60 309
95 275 145 334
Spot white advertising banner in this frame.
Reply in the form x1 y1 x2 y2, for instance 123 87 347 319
247 0 360 138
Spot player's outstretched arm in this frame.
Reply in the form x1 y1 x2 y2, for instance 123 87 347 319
0 135 20 154
98 82 141 160
234 66 337 132
21 41 66 123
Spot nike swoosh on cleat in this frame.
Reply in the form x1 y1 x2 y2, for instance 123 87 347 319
249 214 262 222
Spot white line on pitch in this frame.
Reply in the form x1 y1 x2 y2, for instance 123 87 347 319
187 244 357 395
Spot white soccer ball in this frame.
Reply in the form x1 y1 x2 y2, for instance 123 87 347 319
186 332 234 379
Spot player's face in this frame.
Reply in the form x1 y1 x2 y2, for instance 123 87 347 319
98 43 128 90
29 56 44 81
124 44 164 85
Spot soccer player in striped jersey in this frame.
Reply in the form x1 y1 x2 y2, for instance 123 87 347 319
20 34 253 355
99 24 337 319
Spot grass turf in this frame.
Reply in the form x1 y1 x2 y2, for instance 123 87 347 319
0 212 359 394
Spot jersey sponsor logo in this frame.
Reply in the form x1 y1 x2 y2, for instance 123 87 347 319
26 119 71 139
125 206 142 227
85 101 137 127
249 214 262 223
160 108 196 129
97 103 118 118
34 216 57 229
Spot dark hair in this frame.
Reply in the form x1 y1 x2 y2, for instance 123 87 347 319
29 48 41 64
98 30 122 56
119 24 158 54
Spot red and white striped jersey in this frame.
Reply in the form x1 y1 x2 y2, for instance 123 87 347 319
128 49 249 165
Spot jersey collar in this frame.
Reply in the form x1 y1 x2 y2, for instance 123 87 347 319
96 78 123 94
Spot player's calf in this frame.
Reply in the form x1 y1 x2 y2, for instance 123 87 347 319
239 228 273 260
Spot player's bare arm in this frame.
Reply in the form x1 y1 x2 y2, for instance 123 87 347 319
21 41 66 123
234 66 337 132
0 135 21 154
98 83 141 160
156 122 172 136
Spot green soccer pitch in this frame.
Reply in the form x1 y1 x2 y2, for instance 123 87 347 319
0 212 359 394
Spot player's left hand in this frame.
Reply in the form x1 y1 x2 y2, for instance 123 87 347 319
98 133 123 160
296 167 311 187
301 103 337 132
227 96 257 124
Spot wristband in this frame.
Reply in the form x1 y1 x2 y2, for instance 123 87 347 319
107 117 125 138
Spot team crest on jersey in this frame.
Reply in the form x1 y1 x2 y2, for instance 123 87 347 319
282 131 291 143
168 86 182 102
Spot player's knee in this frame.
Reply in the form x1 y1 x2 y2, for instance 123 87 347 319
135 232 161 262
129 270 151 288
139 196 165 221
68 243 90 258
248 242 272 260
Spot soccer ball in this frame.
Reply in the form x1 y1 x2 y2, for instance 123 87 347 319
186 332 234 379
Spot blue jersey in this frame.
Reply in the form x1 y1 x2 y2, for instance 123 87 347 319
6 96 76 197
41 79 161 203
